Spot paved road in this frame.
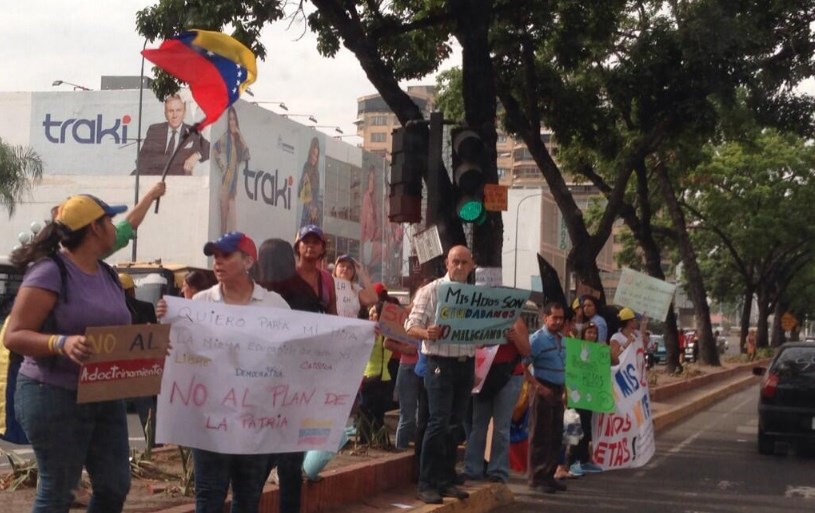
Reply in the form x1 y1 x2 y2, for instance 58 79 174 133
498 384 815 513
0 413 146 470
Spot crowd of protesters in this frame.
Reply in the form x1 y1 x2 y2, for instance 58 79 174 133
1 181 657 512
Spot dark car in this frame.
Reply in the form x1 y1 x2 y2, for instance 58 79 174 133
753 343 815 455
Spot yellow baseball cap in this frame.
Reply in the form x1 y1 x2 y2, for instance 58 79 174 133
571 298 581 310
55 195 127 231
618 307 637 321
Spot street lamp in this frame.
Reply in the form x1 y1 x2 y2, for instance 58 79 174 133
513 193 543 288
284 113 318 124
52 79 92 91
251 101 288 111
312 125 343 134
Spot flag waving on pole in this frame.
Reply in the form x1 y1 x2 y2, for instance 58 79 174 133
142 30 257 129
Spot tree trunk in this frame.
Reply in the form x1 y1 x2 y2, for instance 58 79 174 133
770 301 785 347
739 288 753 354
655 161 719 366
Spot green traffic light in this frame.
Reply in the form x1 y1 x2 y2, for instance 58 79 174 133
458 199 484 222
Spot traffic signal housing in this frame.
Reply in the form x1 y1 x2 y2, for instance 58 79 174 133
389 125 426 223
451 127 487 224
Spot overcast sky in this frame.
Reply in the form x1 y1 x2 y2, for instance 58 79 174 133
2 1 811 141
1 1 455 141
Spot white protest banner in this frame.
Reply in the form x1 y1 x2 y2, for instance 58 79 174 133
472 345 499 394
334 278 360 319
433 283 530 345
591 344 654 470
156 297 374 454
613 267 677 322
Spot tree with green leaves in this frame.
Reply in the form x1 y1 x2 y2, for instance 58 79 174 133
686 128 815 350
135 1 815 367
0 138 43 217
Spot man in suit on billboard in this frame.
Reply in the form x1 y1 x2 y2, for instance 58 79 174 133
138 94 210 176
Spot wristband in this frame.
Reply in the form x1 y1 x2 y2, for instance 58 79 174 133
48 335 57 354
56 335 68 355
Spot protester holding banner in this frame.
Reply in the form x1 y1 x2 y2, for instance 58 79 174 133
464 317 530 483
524 302 568 494
254 237 321 513
405 245 476 505
332 254 377 318
566 321 605 476
294 225 337 315
4 194 133 512
159 231 291 513
610 307 649 366
383 302 421 450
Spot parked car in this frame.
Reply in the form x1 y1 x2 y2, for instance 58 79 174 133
647 335 667 366
753 343 815 455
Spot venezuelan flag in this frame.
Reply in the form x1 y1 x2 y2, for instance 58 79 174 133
143 30 257 129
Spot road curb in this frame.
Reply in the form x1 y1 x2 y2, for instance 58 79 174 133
413 483 514 513
652 373 760 433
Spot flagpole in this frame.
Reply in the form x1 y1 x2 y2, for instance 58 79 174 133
153 126 196 213
132 39 148 261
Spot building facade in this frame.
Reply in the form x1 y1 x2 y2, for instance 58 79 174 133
0 89 404 288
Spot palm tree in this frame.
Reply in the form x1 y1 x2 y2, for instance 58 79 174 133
0 137 43 217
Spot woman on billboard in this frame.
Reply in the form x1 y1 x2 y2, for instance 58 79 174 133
360 165 382 273
213 106 251 233
297 137 322 228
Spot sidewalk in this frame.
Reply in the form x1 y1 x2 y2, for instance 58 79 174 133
320 360 764 513
151 360 763 513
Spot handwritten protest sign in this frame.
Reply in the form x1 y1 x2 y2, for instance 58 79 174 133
565 337 614 413
613 267 676 322
472 345 499 394
591 344 655 470
156 297 375 454
335 278 360 318
378 303 420 347
433 283 529 345
77 324 170 404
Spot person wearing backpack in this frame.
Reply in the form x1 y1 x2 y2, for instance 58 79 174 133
4 194 133 513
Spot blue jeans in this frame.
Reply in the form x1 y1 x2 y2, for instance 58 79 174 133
463 375 523 482
15 374 130 513
192 449 273 513
268 452 305 513
395 363 421 449
419 355 474 492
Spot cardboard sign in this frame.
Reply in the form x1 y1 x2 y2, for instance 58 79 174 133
591 344 655 470
378 302 420 347
565 337 614 413
613 268 677 322
433 283 530 345
156 297 375 454
483 184 508 211
77 324 171 404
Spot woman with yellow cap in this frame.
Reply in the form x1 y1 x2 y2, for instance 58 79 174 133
4 194 132 512
609 307 649 365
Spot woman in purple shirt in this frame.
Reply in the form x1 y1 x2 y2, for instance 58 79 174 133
4 194 132 513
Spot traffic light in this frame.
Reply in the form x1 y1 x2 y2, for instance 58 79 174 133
451 127 486 224
389 124 426 223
